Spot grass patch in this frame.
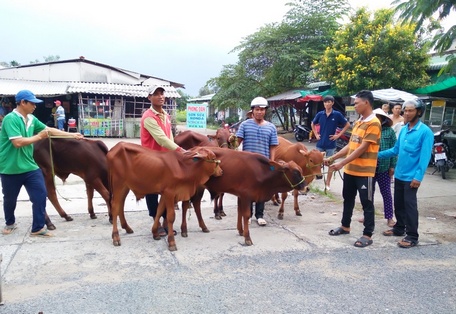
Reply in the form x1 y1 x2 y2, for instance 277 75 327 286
309 184 338 201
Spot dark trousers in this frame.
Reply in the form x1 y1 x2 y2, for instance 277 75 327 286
393 178 419 242
342 173 375 237
145 194 166 220
1 169 47 232
250 202 265 219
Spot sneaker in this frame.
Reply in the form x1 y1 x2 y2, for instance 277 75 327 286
257 218 267 226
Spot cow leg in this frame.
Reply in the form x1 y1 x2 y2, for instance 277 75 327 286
219 193 226 217
237 198 252 246
151 198 165 241
293 190 302 216
111 187 131 246
183 187 208 237
181 200 190 237
278 192 287 220
164 196 178 251
43 173 73 221
271 193 281 206
45 211 56 230
85 183 97 219
213 196 222 220
90 179 112 223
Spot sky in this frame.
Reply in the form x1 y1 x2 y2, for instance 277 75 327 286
1 0 452 96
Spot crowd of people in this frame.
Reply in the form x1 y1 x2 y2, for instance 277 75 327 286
1 88 434 250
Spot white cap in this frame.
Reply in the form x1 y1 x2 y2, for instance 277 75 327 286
148 85 165 95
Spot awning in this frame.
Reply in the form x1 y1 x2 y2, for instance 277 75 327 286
352 88 418 102
411 76 456 95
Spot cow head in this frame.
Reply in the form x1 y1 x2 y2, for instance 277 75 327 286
269 160 305 190
298 149 324 183
188 147 223 177
207 128 235 149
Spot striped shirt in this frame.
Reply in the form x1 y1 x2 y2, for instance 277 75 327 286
236 119 278 158
344 114 381 177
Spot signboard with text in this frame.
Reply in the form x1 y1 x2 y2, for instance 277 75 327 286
186 103 207 129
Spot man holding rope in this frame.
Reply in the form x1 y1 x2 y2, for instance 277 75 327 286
0 90 83 237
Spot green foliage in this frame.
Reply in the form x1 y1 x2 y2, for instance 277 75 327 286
176 89 190 111
393 0 456 75
208 0 349 111
176 110 187 122
314 8 430 96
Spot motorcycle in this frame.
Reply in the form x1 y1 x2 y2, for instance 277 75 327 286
293 124 311 142
335 127 351 151
431 128 454 179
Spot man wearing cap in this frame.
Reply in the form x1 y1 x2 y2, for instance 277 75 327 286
140 85 185 236
236 96 278 226
311 95 350 191
0 90 84 237
53 100 65 130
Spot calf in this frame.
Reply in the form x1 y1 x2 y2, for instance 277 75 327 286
181 147 304 246
34 138 110 229
273 136 324 219
107 142 222 251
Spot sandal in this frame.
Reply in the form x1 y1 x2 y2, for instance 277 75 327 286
354 236 373 248
328 226 350 236
398 238 418 248
387 219 396 227
382 229 405 237
30 227 53 237
2 223 17 235
257 218 267 226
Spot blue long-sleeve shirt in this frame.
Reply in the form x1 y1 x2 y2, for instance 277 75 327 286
378 120 434 182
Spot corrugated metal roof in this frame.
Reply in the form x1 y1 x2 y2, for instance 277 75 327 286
267 90 302 101
188 93 215 102
0 79 181 98
0 79 68 96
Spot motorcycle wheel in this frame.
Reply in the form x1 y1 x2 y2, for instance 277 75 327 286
441 165 446 179
295 133 304 142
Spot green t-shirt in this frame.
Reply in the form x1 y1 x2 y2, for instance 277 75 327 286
0 110 46 174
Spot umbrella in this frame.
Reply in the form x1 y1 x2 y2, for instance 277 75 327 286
352 88 418 102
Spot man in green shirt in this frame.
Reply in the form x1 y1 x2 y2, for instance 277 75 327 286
0 90 83 236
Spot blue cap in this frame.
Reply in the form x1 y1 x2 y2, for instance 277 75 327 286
15 90 43 104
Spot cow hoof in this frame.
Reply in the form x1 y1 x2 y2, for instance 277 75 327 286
113 240 121 246
272 201 279 206
202 228 210 233
220 211 226 217
215 215 222 220
245 239 253 246
90 214 97 219
277 214 284 220
295 211 302 216
47 223 56 230
181 232 188 237
169 245 177 251
153 235 161 241
64 216 74 222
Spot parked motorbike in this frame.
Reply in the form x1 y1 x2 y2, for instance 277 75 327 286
293 124 311 142
431 128 454 179
335 127 351 151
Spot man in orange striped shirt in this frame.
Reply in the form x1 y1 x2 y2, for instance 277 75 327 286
324 90 381 248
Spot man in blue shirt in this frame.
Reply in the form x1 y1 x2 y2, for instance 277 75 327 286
311 96 350 190
236 97 278 226
378 99 434 248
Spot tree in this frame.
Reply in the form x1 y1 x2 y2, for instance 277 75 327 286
208 0 349 112
393 0 456 74
175 89 190 111
314 8 430 96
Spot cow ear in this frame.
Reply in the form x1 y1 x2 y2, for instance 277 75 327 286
299 149 309 157
269 160 285 171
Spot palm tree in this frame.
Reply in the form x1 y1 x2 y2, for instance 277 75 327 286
394 0 456 73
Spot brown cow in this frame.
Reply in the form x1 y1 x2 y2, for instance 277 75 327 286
174 128 236 219
181 147 304 246
34 138 110 229
107 142 222 251
272 136 324 219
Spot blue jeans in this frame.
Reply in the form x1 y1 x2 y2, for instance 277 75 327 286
316 147 335 157
57 119 65 130
1 169 47 232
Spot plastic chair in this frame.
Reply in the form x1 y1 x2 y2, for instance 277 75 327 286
67 118 78 133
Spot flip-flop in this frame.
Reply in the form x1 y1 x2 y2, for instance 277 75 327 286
398 238 418 248
382 229 405 237
354 236 373 248
30 228 54 237
2 223 17 235
328 226 350 236
257 218 267 226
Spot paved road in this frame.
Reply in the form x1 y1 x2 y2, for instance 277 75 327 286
1 129 455 313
